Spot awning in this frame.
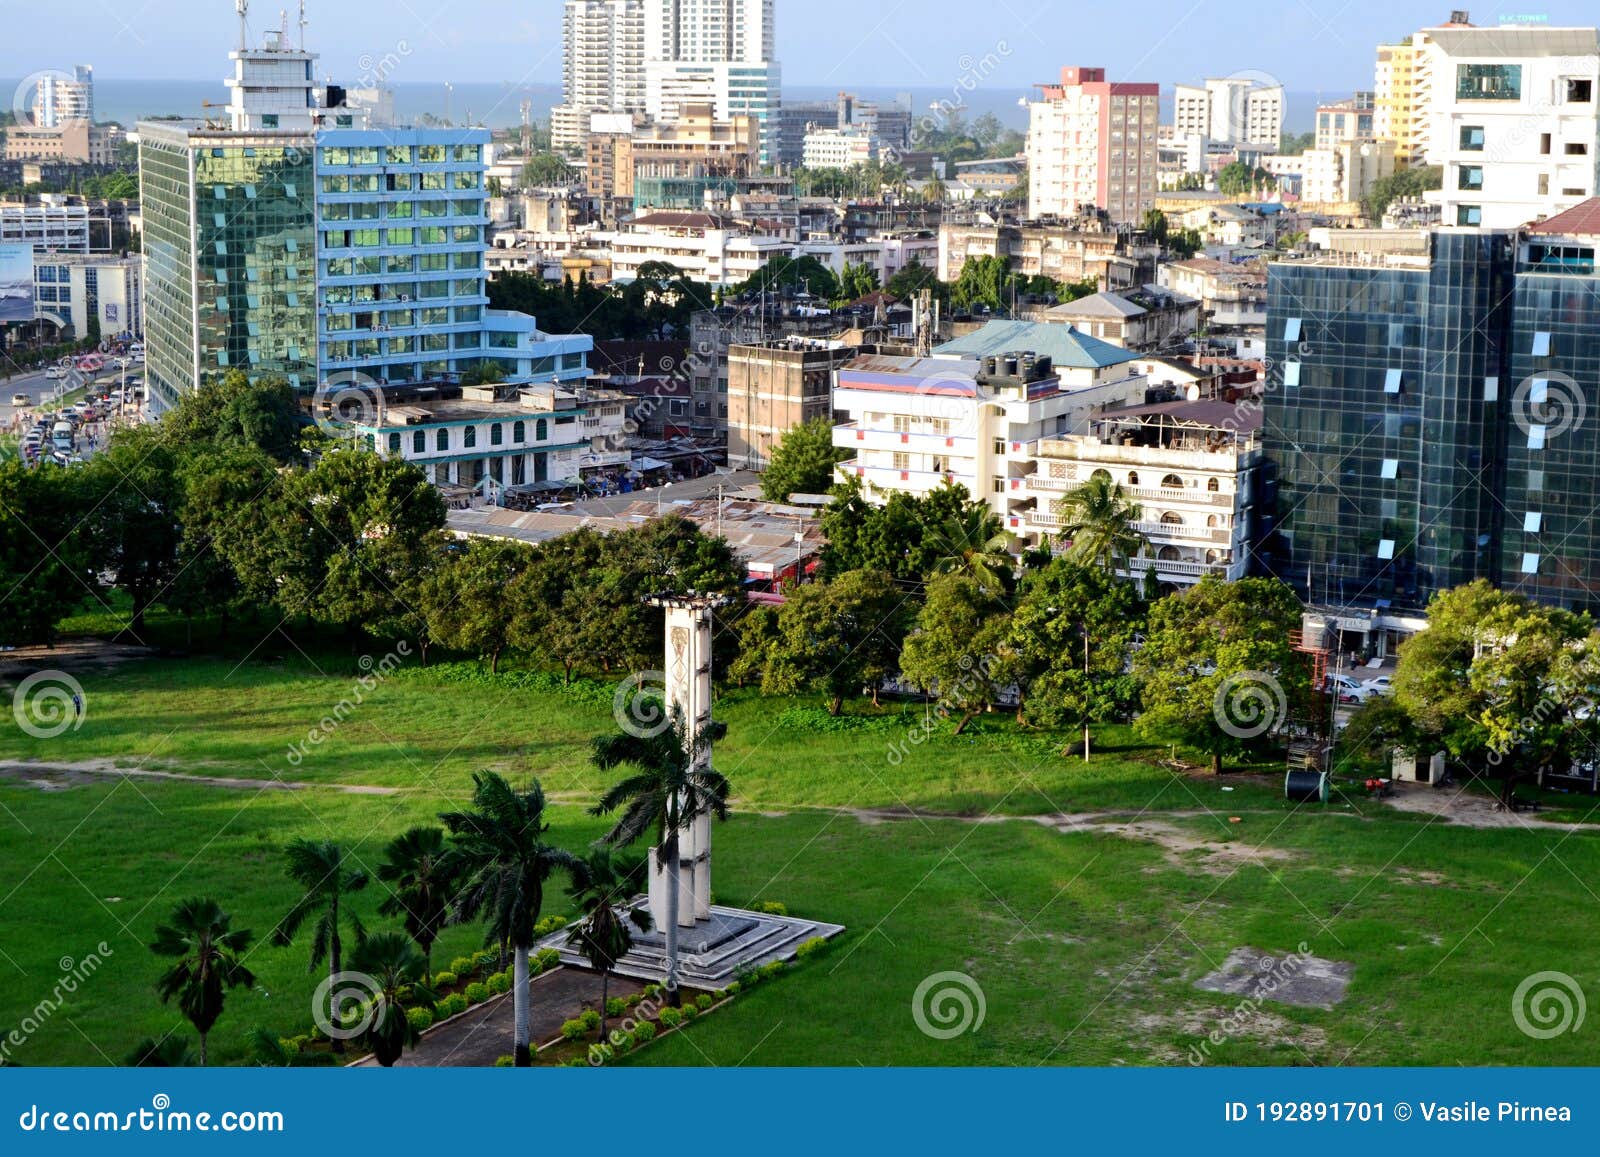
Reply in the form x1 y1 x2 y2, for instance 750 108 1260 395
633 456 670 471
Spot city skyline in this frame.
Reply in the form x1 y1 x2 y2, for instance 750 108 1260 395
9 0 1600 90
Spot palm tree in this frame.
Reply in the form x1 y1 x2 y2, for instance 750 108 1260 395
149 897 256 1066
590 707 729 1007
346 930 433 1067
376 826 459 985
271 839 368 1053
566 846 652 1040
930 502 1016 594
1056 475 1146 574
441 771 576 1067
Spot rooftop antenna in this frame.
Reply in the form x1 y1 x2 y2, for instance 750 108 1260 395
236 0 249 51
298 0 307 49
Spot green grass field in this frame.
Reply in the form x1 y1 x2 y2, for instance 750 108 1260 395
2 646 1598 1067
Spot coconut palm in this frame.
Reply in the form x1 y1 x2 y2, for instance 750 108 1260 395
566 846 652 1040
441 771 576 1067
590 707 729 1007
376 826 459 985
271 839 368 1053
929 501 1016 594
1056 475 1146 574
346 930 433 1067
149 897 256 1066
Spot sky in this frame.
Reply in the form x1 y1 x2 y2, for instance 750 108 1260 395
2 0 1598 91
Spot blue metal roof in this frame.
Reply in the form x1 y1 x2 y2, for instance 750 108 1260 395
935 320 1137 370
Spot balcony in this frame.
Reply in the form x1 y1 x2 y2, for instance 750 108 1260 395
833 423 978 454
1129 520 1234 545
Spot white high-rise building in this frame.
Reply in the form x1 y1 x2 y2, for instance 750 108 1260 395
34 66 94 128
552 0 646 156
1172 77 1283 148
1027 67 1160 225
1420 24 1600 228
643 0 780 166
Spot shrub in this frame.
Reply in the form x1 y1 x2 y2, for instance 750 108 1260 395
613 1031 635 1053
471 949 497 969
406 1007 435 1033
534 915 569 936
437 994 468 1019
643 983 661 999
494 1054 515 1067
760 961 786 980
657 1007 682 1029
605 997 626 1017
723 981 741 997
579 1008 601 1030
447 956 475 978
487 972 511 995
795 937 829 960
534 948 562 972
624 993 642 1008
683 1005 699 1022
464 982 490 1005
277 1037 301 1060
695 994 714 1011
633 1020 658 1043
588 1043 614 1066
432 970 458 990
560 1018 588 1042
756 900 788 916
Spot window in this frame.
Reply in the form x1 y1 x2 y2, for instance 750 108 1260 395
1531 378 1549 404
260 114 278 128
463 426 477 448
1522 553 1541 575
1384 368 1403 394
1377 539 1396 561
1458 165 1483 190
1567 78 1593 103
1206 478 1219 493
1160 473 1184 490
436 428 449 452
1524 512 1543 534
1539 174 1550 196
1459 125 1485 151
1540 133 1552 155
513 421 525 443
1381 459 1399 480
993 439 1005 455
1456 205 1482 226
1283 317 1302 342
1532 331 1551 357
1456 63 1522 101
1566 142 1589 156
1283 361 1301 387
413 430 425 453
1484 376 1499 402
388 432 400 453
1528 424 1547 450
490 423 503 446
536 419 547 441
892 452 910 471
1128 472 1140 486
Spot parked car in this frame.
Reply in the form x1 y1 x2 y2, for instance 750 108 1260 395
1364 675 1395 695
1325 674 1376 704
10 392 28 406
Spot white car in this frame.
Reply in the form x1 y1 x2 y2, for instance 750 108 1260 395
1325 674 1376 704
1364 675 1395 695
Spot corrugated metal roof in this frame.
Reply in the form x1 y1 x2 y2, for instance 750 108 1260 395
936 320 1137 369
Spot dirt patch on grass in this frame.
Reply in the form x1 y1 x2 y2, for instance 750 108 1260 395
0 760 397 796
1042 814 1295 874
1136 1006 1332 1065
1382 782 1594 831
0 638 159 680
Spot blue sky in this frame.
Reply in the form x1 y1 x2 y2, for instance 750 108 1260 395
2 0 1597 88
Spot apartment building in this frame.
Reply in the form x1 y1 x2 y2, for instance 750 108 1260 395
0 199 96 252
1374 40 1420 162
726 337 854 469
625 103 759 209
938 216 1158 292
31 252 142 339
608 210 796 284
552 0 647 156
1171 76 1284 148
643 0 780 165
1156 258 1267 333
801 126 878 170
1027 67 1160 225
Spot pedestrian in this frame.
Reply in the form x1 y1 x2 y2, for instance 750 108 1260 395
71 691 82 719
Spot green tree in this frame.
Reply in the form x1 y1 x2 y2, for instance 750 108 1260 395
1141 208 1169 244
522 153 576 185
345 931 433 1067
0 460 92 645
1216 162 1274 197
951 254 1011 312
1055 474 1146 574
1362 165 1443 221
591 709 729 1006
271 840 369 1053
149 897 256 1066
78 426 183 633
761 417 846 502
838 261 880 303
426 538 534 672
899 572 1009 735
729 254 840 302
376 826 460 985
442 772 577 1066
162 370 302 463
1133 576 1307 773
927 500 1015 594
1168 228 1204 259
884 259 950 308
761 568 908 714
565 846 651 1041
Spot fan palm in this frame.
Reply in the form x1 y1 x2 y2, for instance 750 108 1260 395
567 846 652 1040
929 502 1016 594
1056 475 1146 573
590 707 729 1007
376 826 459 985
271 839 368 1053
346 930 433 1067
441 771 576 1067
149 897 256 1066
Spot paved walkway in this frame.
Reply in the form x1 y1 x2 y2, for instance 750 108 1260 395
359 967 646 1067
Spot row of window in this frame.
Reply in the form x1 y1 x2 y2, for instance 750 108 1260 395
325 305 481 330
322 226 479 248
321 198 481 222
321 171 480 194
392 419 549 454
321 144 480 166
323 254 480 279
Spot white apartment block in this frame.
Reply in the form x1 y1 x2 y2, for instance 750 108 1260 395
799 233 939 284
33 252 142 339
1027 67 1160 225
801 126 878 170
1420 25 1600 228
831 322 1150 546
643 0 780 165
34 66 94 128
1172 77 1283 148
1300 138 1396 206
0 200 94 252
608 210 796 285
553 0 646 155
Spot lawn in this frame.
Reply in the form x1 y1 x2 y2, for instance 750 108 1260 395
2 647 1599 1067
